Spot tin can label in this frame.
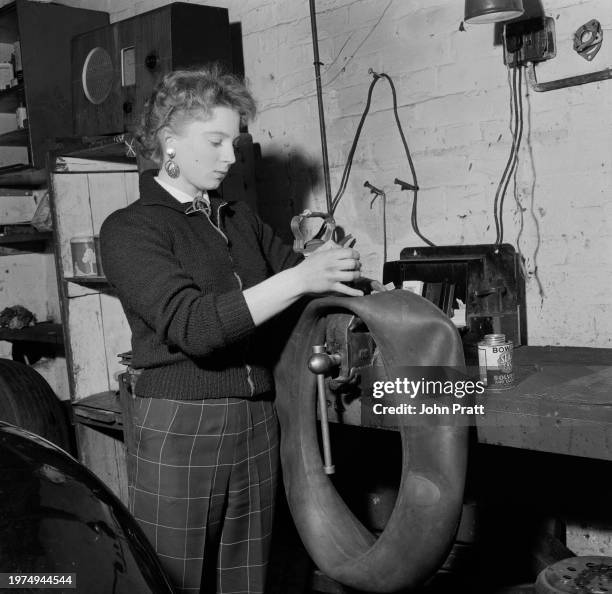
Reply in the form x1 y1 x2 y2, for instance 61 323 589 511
70 236 98 276
478 341 514 390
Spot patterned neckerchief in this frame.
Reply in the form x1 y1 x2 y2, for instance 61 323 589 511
185 193 212 216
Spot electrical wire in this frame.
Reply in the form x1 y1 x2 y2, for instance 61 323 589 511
499 64 524 245
494 65 524 245
499 65 524 244
330 75 378 214
512 152 528 283
331 70 434 246
309 0 333 213
523 80 546 301
493 66 517 244
380 72 434 247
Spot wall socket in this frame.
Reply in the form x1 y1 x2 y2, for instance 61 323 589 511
503 16 556 67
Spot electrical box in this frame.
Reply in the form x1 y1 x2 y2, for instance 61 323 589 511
383 244 527 362
503 16 556 67
72 3 233 137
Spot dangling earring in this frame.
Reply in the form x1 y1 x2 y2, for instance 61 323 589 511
164 147 180 178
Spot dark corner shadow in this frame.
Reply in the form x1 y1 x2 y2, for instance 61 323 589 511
252 144 323 244
493 0 545 46
252 146 324 594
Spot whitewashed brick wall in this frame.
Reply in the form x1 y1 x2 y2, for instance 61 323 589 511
105 0 612 348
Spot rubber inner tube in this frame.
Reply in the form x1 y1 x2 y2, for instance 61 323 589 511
274 290 468 592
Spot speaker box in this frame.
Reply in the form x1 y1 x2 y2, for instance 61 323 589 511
72 3 233 137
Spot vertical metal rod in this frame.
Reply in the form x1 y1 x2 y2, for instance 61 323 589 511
382 193 387 263
309 0 333 215
312 345 335 475
316 374 335 475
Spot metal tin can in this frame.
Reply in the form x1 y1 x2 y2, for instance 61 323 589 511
70 235 98 276
478 333 514 390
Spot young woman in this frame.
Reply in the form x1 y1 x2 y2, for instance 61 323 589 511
100 66 363 594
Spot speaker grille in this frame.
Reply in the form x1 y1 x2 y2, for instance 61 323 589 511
82 47 114 105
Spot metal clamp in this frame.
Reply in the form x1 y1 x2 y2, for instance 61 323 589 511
290 210 336 254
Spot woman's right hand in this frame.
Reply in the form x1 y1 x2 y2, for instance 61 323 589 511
243 243 363 326
292 246 364 297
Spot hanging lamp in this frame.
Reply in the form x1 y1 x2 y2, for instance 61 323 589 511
464 0 524 24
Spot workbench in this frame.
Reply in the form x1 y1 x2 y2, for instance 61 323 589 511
73 345 612 459
476 346 612 461
70 344 612 509
324 344 612 462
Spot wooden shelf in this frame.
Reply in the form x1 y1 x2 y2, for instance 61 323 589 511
0 82 24 112
0 321 62 345
51 134 137 166
64 275 110 287
0 83 23 98
0 165 46 187
0 127 28 147
72 390 123 429
0 230 51 244
0 229 51 253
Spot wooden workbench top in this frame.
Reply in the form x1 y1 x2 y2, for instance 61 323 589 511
476 345 612 461
72 345 612 462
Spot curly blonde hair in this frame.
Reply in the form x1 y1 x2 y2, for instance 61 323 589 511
135 64 257 164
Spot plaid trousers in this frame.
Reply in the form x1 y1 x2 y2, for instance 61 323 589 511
127 395 279 594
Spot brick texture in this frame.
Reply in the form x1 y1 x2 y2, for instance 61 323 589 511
106 0 611 349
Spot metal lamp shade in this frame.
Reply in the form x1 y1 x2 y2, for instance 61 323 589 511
464 0 524 23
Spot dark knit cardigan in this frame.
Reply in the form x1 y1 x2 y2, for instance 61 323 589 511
99 170 302 400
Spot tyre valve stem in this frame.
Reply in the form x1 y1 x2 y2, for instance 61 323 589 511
308 345 341 475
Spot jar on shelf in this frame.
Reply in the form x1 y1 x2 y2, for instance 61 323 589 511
70 236 99 276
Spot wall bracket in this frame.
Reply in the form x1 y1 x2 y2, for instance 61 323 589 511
526 61 612 92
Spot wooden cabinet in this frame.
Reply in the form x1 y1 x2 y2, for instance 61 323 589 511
72 3 232 137
0 1 107 411
0 0 108 171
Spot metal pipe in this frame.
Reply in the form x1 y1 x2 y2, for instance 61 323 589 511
308 0 333 215
316 373 335 475
527 61 612 92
